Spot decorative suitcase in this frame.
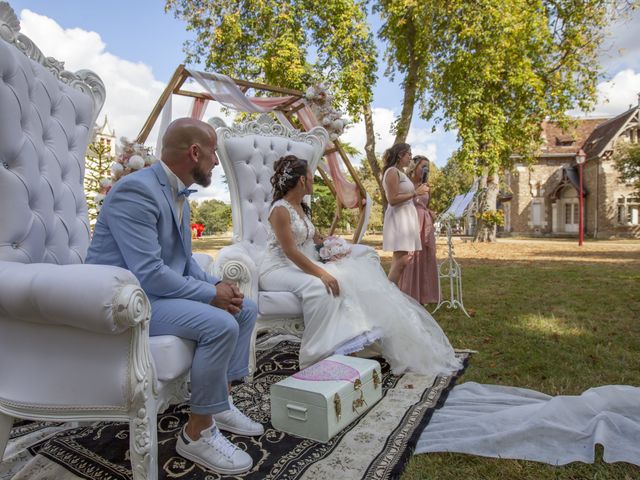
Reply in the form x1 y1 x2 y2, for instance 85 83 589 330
270 355 383 442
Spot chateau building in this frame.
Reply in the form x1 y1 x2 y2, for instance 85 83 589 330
93 115 117 159
503 103 640 238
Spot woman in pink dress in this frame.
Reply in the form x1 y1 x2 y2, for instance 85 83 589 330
382 143 429 285
399 155 440 304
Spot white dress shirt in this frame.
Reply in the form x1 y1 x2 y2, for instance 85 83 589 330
159 160 188 225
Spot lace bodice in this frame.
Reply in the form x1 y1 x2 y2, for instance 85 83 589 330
260 199 317 276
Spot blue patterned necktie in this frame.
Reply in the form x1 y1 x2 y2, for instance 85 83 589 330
177 187 197 198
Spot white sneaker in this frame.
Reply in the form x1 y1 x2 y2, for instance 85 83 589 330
213 396 265 436
175 425 252 474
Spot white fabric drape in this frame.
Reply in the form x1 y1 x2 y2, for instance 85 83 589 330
182 69 361 209
155 95 173 158
188 69 268 113
416 382 640 466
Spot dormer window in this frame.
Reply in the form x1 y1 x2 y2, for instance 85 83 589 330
555 134 575 146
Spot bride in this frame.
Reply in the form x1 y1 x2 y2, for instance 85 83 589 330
259 155 462 376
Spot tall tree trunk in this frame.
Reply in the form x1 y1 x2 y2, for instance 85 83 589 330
393 56 419 144
473 170 500 242
363 103 386 209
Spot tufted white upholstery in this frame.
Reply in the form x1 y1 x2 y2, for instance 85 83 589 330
0 6 201 478
210 116 327 375
223 134 320 249
0 36 93 264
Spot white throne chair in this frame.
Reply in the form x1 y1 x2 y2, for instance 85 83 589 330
210 115 377 375
0 4 203 479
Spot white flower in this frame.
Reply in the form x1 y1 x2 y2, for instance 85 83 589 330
305 86 316 100
111 162 124 174
319 247 330 259
144 154 157 165
99 178 112 188
128 155 145 170
94 193 106 204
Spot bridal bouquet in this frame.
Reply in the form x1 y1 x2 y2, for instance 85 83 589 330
316 236 352 263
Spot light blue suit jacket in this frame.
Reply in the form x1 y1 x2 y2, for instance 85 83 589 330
86 161 219 303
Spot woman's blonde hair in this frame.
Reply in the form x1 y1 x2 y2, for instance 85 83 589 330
406 155 430 179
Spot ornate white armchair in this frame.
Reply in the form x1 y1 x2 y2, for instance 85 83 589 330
210 116 377 375
0 4 200 479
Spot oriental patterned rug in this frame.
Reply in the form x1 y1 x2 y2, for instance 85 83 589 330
3 335 469 480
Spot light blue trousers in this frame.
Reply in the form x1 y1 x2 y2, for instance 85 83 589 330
149 297 257 415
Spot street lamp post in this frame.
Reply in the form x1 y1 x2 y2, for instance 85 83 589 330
576 149 586 246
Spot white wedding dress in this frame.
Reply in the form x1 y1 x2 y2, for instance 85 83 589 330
259 199 462 376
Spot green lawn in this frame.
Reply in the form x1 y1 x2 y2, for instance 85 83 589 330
193 235 640 479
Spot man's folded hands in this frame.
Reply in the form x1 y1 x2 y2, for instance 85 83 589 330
210 280 244 314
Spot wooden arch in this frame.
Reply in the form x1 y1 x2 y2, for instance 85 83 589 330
134 65 370 243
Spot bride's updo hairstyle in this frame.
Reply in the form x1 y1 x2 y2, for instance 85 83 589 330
271 154 311 216
382 142 411 173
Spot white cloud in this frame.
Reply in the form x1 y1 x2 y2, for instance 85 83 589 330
341 107 440 164
17 9 446 203
20 9 166 143
600 7 640 72
568 68 640 118
19 9 234 203
571 8 640 119
591 69 640 116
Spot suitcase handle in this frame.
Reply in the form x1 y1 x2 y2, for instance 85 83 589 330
352 390 368 414
286 404 308 421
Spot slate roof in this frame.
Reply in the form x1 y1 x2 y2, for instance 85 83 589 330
582 107 639 161
539 118 607 156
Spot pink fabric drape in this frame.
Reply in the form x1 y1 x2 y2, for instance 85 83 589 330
190 97 209 120
249 96 296 109
186 69 361 208
295 102 360 208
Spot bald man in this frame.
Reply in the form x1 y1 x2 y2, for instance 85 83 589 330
87 118 261 474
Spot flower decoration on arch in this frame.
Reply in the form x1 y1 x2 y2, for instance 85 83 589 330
94 138 158 211
304 84 348 141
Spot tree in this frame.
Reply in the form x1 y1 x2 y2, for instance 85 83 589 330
375 0 429 144
311 175 357 232
84 141 112 227
376 0 636 241
355 159 384 231
310 177 337 231
192 199 232 234
165 0 376 117
428 155 475 216
165 0 387 202
615 143 640 197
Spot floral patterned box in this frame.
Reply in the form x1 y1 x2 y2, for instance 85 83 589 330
270 355 382 443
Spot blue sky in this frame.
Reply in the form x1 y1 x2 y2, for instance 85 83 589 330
8 0 640 201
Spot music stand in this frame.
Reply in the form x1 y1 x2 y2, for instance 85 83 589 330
432 189 477 317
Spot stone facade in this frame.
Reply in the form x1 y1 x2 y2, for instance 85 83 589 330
504 106 640 239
